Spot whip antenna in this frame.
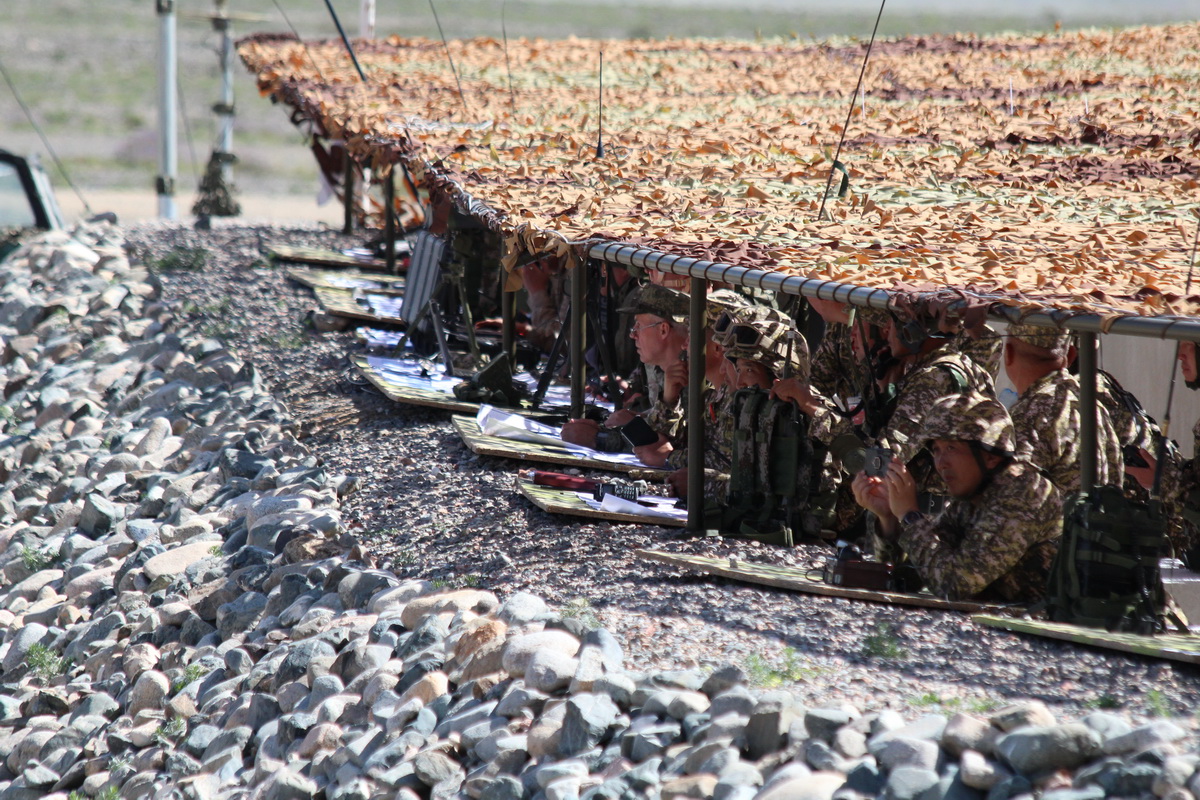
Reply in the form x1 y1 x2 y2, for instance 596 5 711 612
272 0 326 82
428 0 471 117
817 0 887 221
321 0 367 82
501 0 516 116
1152 209 1200 497
595 51 606 159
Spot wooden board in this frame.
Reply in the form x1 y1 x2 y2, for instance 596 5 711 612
972 614 1200 666
268 243 397 272
315 286 405 325
352 354 482 414
453 416 669 476
636 550 996 613
517 478 686 527
286 266 405 293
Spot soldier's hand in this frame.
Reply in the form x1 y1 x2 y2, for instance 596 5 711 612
851 472 890 518
883 460 919 521
604 408 639 428
1125 447 1157 490
560 419 601 447
771 378 819 415
633 435 673 467
667 468 688 498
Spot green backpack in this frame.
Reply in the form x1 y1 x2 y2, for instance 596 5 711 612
718 387 835 546
1047 486 1179 634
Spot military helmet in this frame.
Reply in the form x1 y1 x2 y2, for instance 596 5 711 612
852 305 892 329
920 390 1016 455
617 283 689 324
706 288 754 316
722 318 810 381
1007 322 1071 355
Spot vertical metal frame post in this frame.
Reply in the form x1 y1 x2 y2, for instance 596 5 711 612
383 170 397 272
156 0 178 219
687 278 707 531
501 283 515 362
343 156 356 235
1078 331 1098 494
570 256 586 418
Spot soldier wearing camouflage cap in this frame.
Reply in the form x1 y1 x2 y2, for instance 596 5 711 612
721 317 810 385
852 391 1064 602
1003 321 1122 496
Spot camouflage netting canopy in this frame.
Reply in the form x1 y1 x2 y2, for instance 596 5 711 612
239 24 1200 320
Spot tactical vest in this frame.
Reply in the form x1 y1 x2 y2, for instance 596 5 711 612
1046 486 1180 634
718 387 835 546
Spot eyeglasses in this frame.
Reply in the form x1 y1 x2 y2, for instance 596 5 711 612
629 320 665 336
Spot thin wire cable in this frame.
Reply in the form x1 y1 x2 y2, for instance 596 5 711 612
1153 209 1200 496
817 0 887 221
271 0 327 82
175 72 201 188
427 0 470 117
0 53 91 216
322 0 367 82
501 0 515 117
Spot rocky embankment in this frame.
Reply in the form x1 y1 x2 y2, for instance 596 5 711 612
0 224 1198 800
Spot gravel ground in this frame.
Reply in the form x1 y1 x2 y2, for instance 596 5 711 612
124 219 1200 727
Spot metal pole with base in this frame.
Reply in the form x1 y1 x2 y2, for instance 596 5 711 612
156 0 178 220
570 257 586 419
343 155 356 235
1078 331 1098 495
687 278 707 532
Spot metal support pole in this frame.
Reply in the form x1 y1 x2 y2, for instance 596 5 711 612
501 284 515 363
569 257 586 419
687 278 707 532
1079 331 1098 495
343 155 355 235
156 0 178 220
360 0 376 38
384 171 396 273
214 1 235 187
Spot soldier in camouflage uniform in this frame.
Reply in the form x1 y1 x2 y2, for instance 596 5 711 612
852 391 1063 602
560 284 690 460
1004 323 1122 496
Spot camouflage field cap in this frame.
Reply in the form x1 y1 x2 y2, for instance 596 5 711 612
722 318 810 381
706 288 754 316
920 390 1017 455
1007 322 1072 355
852 306 893 329
616 283 689 324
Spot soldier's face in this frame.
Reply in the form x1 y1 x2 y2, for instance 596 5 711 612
930 439 984 498
630 314 667 362
1180 342 1198 383
735 359 773 390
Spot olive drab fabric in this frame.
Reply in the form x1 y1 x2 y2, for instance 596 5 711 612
1047 487 1176 634
1010 368 1123 496
900 392 1063 602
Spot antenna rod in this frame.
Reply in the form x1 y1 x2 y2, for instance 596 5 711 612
1152 210 1200 497
322 0 367 82
272 0 327 82
817 0 887 221
502 0 516 117
595 51 606 159
427 0 470 117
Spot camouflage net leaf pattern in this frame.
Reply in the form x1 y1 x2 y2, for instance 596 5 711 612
238 24 1200 318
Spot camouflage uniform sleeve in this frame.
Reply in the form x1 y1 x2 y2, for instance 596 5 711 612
643 393 687 449
810 323 858 400
807 391 853 446
1097 402 1123 489
898 464 1063 600
1009 372 1081 496
879 359 959 465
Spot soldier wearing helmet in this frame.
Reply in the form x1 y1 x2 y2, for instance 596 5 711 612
852 391 1063 602
1004 322 1122 496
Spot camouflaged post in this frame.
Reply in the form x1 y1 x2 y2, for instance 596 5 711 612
1010 368 1123 496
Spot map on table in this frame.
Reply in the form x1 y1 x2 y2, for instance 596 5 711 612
316 286 405 324
972 614 1200 666
453 412 667 475
286 266 405 293
516 478 686 527
637 550 1000 613
268 243 400 272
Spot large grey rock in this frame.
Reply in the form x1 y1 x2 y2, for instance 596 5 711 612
877 736 941 771
994 723 1101 774
499 592 549 624
884 766 941 800
128 670 170 716
1102 720 1187 755
560 693 619 756
503 631 581 678
216 591 268 639
745 691 797 760
2 623 49 672
78 494 122 536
